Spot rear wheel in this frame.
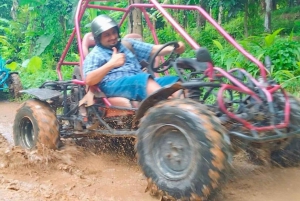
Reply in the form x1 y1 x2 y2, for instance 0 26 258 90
13 99 60 150
8 73 22 98
271 93 300 166
136 99 231 201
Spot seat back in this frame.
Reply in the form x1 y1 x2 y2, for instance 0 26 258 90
123 33 143 41
82 32 96 58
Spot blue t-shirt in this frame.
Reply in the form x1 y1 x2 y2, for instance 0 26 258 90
83 39 153 85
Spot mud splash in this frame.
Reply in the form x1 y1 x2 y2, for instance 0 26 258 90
0 134 154 201
0 137 84 171
1 100 300 201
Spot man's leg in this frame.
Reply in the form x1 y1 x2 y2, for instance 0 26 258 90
107 97 132 107
101 73 153 101
101 74 182 102
146 78 162 95
154 75 184 98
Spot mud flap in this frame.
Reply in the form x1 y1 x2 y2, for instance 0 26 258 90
135 82 184 121
20 88 61 100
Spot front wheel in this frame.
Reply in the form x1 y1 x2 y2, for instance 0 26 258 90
136 99 231 201
13 99 60 150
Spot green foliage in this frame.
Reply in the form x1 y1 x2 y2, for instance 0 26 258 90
0 35 9 46
0 0 79 90
264 28 284 47
212 40 223 50
19 0 47 6
221 16 245 39
33 34 54 56
211 28 300 93
6 62 18 70
266 39 300 72
26 56 42 74
272 6 300 35
0 0 12 19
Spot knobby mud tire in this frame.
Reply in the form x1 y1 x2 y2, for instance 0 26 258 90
8 73 22 99
136 99 231 201
13 99 60 150
271 93 300 167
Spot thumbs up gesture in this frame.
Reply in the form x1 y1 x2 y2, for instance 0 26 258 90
110 47 125 68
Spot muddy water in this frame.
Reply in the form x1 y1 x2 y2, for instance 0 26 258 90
0 101 156 201
0 100 300 201
0 101 19 144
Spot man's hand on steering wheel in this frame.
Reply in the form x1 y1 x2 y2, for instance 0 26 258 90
174 41 185 54
149 41 185 73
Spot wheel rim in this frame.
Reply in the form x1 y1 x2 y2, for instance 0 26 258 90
19 116 35 149
151 124 194 180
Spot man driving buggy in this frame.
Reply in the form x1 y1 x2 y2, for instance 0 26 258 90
83 15 185 107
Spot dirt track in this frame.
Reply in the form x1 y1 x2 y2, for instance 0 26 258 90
0 99 300 201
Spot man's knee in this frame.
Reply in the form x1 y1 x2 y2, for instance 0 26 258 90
146 78 162 95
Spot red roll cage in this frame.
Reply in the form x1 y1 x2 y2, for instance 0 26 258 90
56 0 290 133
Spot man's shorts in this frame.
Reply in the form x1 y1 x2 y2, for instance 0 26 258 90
100 73 179 101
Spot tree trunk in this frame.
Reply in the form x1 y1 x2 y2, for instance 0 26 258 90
11 0 18 20
128 0 143 36
272 0 276 10
260 0 265 14
196 1 207 29
218 4 223 24
264 0 272 33
244 0 249 37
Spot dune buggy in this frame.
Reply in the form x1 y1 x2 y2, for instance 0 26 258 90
13 0 300 200
0 57 22 99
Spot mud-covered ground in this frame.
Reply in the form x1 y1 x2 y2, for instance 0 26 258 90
0 99 300 201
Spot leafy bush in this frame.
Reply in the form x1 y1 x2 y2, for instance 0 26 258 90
211 28 300 93
272 6 300 35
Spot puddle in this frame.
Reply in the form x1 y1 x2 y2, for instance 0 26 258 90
0 101 20 145
0 123 14 145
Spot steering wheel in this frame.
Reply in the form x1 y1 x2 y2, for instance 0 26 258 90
149 41 181 73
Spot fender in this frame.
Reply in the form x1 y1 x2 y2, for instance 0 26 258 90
20 88 61 101
135 82 184 121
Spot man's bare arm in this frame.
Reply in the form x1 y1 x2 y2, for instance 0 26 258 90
150 41 185 57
